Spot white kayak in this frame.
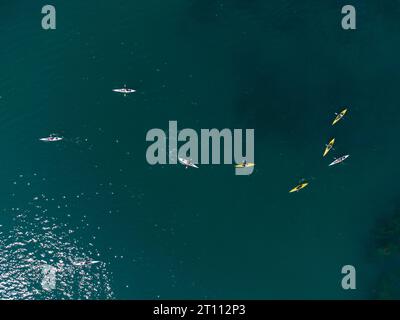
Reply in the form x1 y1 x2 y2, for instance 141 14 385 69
329 155 350 166
113 88 136 94
178 157 199 169
40 136 63 142
71 260 101 267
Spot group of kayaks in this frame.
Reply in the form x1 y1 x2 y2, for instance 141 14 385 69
322 138 350 166
39 86 137 142
289 108 349 193
40 93 347 188
177 157 255 170
324 108 350 166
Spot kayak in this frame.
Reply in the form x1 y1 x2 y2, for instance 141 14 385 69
289 182 309 193
332 109 348 125
235 162 255 168
40 137 63 142
323 138 335 157
178 157 199 168
72 260 100 266
113 88 136 94
329 155 350 166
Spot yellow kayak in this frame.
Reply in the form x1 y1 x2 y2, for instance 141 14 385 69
332 108 348 125
323 138 335 157
289 182 309 193
235 162 255 168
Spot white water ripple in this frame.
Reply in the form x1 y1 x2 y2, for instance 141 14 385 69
0 213 114 300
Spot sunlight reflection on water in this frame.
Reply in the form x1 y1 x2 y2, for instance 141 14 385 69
0 212 114 300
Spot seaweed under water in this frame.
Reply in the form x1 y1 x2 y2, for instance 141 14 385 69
374 212 400 257
372 207 400 299
374 269 400 300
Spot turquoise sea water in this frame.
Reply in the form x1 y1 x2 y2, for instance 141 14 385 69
1 0 400 299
